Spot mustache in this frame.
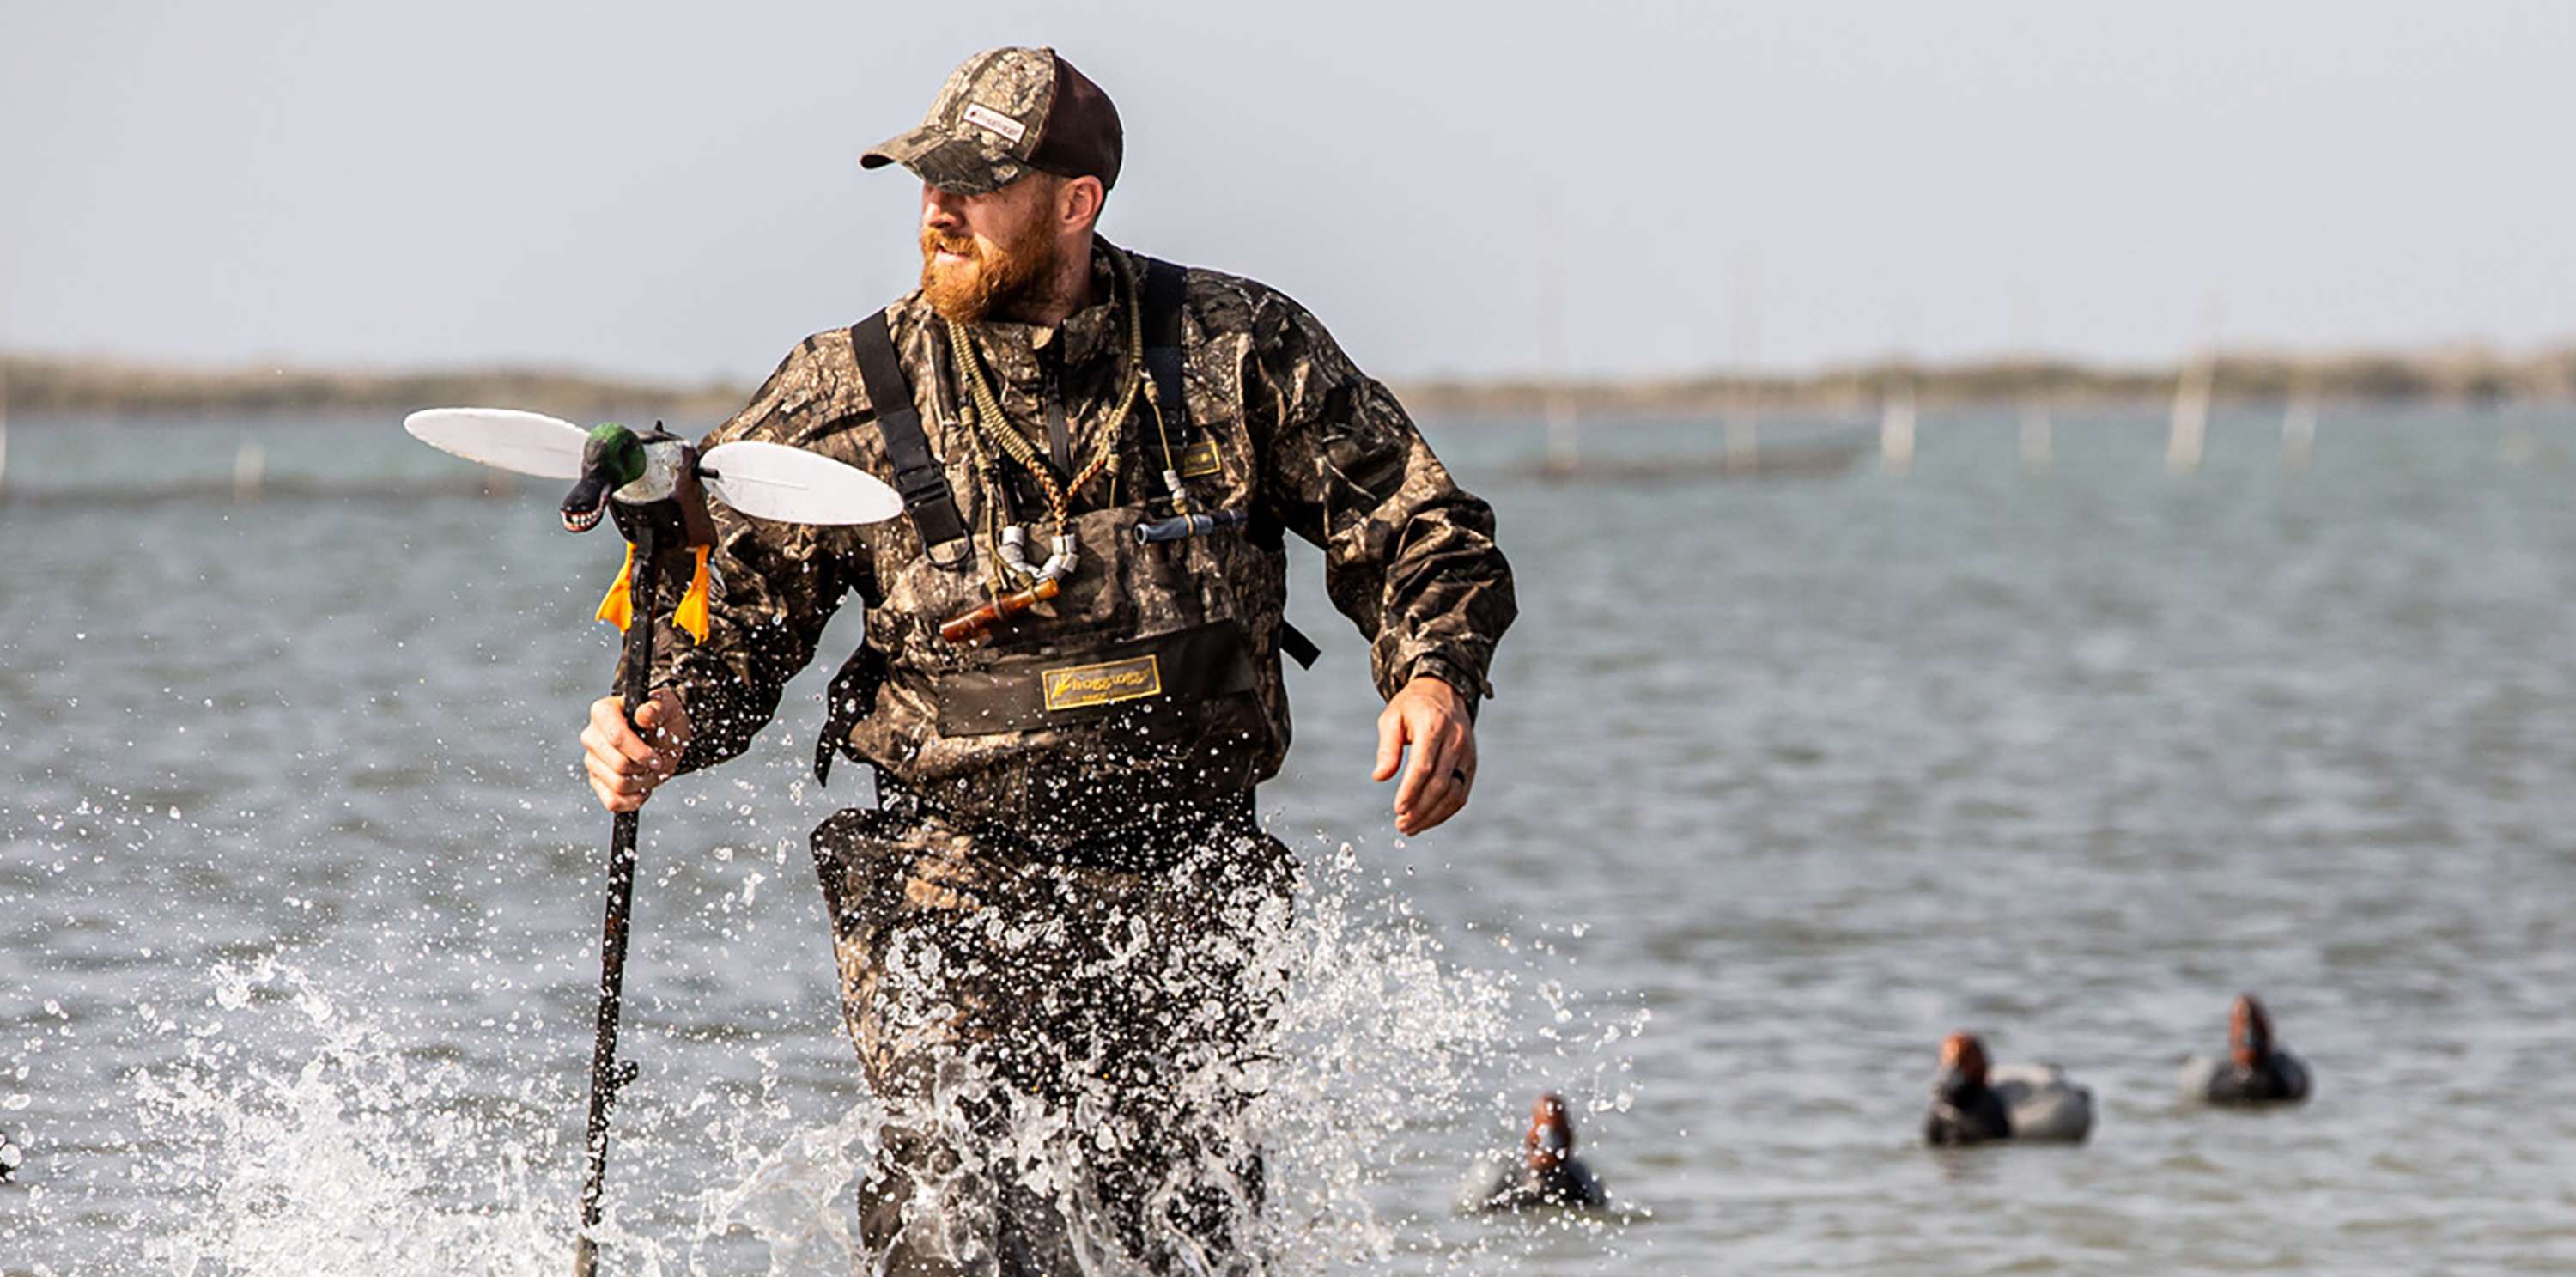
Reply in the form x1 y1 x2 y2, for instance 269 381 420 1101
917 217 1053 324
921 228 982 261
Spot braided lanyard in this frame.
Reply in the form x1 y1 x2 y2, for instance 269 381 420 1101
944 252 1146 587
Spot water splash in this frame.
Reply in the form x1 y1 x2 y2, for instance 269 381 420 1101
54 835 1636 1275
129 958 566 1276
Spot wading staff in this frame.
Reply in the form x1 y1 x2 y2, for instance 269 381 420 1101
571 509 656 1277
399 408 902 1274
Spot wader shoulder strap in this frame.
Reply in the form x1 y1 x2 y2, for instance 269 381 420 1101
849 310 966 551
1136 254 1320 672
1139 256 1193 442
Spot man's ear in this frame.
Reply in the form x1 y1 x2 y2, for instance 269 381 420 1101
1060 174 1105 233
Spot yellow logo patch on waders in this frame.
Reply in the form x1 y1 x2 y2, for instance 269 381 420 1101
1041 655 1164 712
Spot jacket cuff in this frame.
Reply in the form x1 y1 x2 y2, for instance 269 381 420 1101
1398 651 1491 720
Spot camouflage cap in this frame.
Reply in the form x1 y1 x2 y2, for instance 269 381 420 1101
861 46 1123 196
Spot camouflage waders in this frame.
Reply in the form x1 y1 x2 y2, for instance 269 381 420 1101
811 790 1291 1274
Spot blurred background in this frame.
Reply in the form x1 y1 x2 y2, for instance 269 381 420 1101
3 3 2573 1274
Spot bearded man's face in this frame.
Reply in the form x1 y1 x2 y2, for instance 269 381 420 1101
918 174 1062 323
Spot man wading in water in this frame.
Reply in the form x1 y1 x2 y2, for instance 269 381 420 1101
579 46 1513 1271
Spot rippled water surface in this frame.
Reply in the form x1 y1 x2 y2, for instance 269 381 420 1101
5 405 2574 1274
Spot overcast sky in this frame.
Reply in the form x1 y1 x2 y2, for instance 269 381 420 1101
3 1 2570 382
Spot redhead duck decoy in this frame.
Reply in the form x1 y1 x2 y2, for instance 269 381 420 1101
1925 1031 2094 1145
1460 1092 1609 1212
2179 993 2312 1104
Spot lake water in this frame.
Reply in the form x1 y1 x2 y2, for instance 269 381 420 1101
3 404 2573 1274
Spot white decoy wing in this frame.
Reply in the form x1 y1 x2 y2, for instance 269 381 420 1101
403 408 589 479
698 441 904 526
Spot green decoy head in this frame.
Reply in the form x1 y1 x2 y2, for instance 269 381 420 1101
562 423 647 532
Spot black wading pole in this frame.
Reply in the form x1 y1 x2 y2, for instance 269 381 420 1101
573 520 657 1277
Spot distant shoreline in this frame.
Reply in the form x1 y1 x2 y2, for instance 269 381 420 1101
6 345 2569 421
0 356 753 423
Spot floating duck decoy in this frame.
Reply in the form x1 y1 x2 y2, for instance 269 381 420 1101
0 1128 21 1183
1925 1031 2094 1146
2179 993 2312 1105
1460 1092 1608 1212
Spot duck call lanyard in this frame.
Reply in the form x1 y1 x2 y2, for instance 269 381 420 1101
944 248 1163 592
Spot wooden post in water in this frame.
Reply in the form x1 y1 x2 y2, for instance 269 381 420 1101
1880 309 1917 477
2020 390 2051 474
2013 293 2050 474
1724 392 1758 477
2167 295 2221 477
1725 257 1760 477
1543 391 1578 474
2166 354 2212 476
1537 196 1578 475
1880 368 1916 477
233 440 266 502
2281 366 2320 469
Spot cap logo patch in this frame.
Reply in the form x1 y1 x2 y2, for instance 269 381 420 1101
961 102 1027 144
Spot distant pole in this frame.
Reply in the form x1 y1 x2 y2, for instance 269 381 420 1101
1880 371 1917 476
2167 356 2212 476
2167 294 2221 477
2020 392 2052 473
2013 289 2050 474
233 439 266 502
1726 256 1760 477
1538 197 1578 474
1881 308 1917 477
2281 366 2320 469
1543 390 1577 473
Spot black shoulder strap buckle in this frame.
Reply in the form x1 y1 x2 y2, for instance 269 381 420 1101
1278 622 1321 671
849 310 968 552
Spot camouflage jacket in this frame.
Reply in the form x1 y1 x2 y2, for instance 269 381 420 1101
630 240 1513 841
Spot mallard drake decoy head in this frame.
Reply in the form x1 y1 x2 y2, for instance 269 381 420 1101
562 423 648 533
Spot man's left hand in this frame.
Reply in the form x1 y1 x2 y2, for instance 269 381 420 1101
1374 674 1478 836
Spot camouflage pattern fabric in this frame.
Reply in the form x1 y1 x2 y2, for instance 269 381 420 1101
861 46 1057 197
809 794 1291 1273
609 237 1511 1265
622 238 1516 845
